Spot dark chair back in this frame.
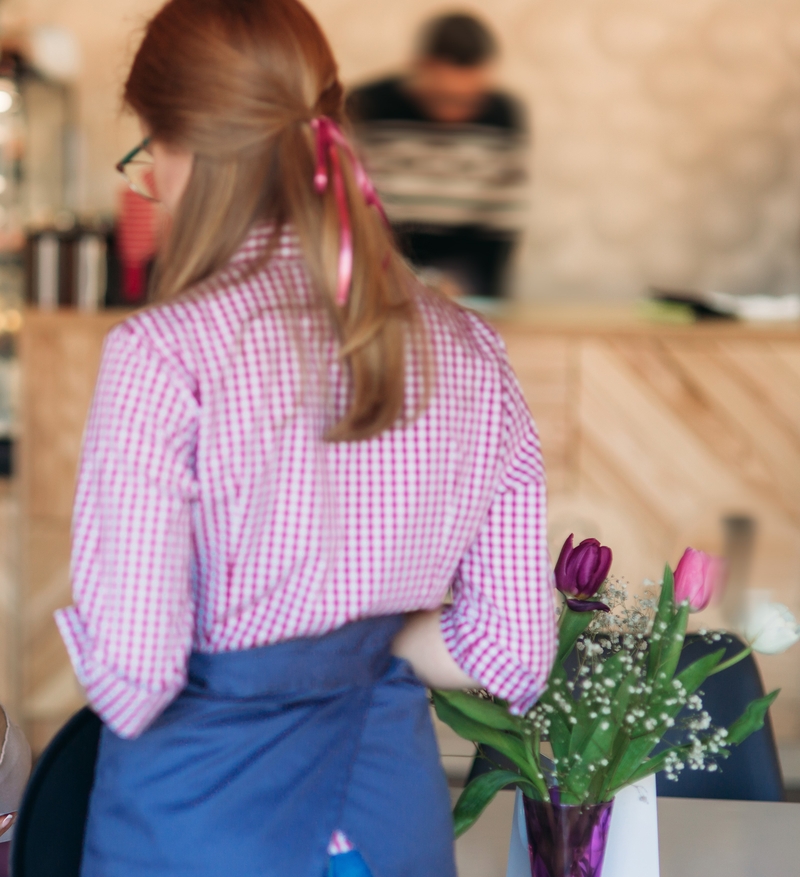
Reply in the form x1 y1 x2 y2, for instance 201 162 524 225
11 708 102 877
467 634 784 801
655 634 784 801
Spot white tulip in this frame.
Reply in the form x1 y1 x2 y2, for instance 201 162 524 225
742 602 800 655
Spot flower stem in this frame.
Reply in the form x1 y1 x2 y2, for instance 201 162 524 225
597 730 630 801
529 725 550 803
709 645 752 676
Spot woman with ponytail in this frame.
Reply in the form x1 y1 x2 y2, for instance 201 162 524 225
56 2 555 875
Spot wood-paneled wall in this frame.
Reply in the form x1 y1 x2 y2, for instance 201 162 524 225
500 310 800 741
17 310 125 752
16 307 800 750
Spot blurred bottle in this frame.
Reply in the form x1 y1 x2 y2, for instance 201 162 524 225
25 225 108 311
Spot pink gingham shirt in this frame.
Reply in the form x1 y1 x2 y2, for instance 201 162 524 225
56 226 555 846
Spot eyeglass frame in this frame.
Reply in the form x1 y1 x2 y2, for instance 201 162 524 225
116 136 158 202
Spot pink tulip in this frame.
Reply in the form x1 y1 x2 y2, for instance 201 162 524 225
673 548 726 613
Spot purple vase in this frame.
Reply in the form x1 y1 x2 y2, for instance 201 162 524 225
522 793 614 877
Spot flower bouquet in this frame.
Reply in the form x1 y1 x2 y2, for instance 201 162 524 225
434 537 799 877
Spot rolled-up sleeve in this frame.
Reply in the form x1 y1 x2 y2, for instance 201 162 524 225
55 323 199 739
440 348 556 714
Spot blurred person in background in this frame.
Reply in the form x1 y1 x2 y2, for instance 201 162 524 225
347 13 529 299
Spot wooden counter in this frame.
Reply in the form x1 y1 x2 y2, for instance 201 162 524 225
16 305 800 750
18 309 126 751
476 300 800 338
493 303 800 743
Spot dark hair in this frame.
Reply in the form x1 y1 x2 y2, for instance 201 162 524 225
417 13 498 67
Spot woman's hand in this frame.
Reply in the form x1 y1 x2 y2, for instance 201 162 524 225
392 608 478 690
0 812 15 838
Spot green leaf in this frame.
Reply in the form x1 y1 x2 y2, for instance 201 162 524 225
433 690 521 733
611 667 639 728
452 770 539 837
537 664 573 762
557 607 594 665
567 706 592 759
607 743 690 796
614 710 688 790
618 752 672 789
568 652 627 758
599 644 723 796
647 566 675 680
725 689 780 746
604 733 659 791
606 672 763 793
431 693 522 755
609 679 716 793
563 715 620 803
431 692 547 796
654 601 689 688
548 712 571 763
659 565 675 617
675 649 726 696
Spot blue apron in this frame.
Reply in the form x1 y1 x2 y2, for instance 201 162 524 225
80 616 456 877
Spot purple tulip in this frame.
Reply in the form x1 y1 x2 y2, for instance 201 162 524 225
555 534 612 613
674 548 726 613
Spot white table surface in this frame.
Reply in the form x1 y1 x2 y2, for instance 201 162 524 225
453 790 800 877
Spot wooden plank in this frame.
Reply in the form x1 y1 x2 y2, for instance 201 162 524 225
579 343 741 519
489 303 800 340
668 343 800 522
607 338 762 482
727 343 800 437
772 346 800 386
0 483 17 715
504 333 575 494
19 310 125 521
579 437 675 550
18 310 126 748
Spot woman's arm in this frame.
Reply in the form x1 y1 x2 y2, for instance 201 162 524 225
392 608 477 690
55 323 198 739
412 331 556 713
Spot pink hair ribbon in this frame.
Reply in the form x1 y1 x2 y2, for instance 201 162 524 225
311 117 388 306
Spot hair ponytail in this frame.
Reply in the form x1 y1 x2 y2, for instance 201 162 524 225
276 114 422 439
125 0 429 441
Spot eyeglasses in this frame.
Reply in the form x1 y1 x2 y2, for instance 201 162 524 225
116 136 157 201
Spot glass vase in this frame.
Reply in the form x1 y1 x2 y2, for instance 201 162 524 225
522 793 614 877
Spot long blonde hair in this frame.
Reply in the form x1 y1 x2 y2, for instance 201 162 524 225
124 0 427 441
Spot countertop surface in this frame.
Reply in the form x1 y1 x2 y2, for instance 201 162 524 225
21 302 800 339
454 791 800 877
461 298 800 339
